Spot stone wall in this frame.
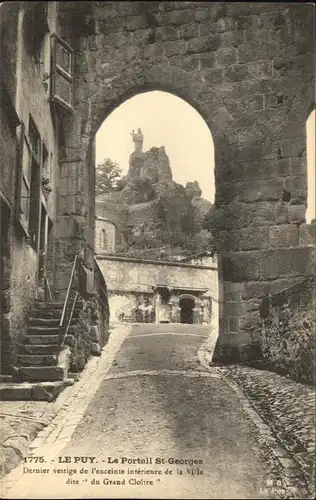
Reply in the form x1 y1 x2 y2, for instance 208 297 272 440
108 292 155 324
0 110 17 205
97 254 218 331
258 275 316 386
98 254 217 293
53 2 314 362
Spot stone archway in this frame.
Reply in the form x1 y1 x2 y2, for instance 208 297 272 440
179 294 196 324
55 2 315 364
54 64 226 354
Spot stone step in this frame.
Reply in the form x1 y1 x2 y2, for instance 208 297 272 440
27 326 60 335
32 308 80 320
24 334 60 345
0 374 13 383
0 379 74 401
18 366 66 382
36 302 65 310
20 344 60 355
17 354 57 366
28 317 60 327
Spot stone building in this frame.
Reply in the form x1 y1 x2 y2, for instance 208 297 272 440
1 2 315 385
97 254 217 331
1 2 61 373
95 217 116 254
0 2 109 391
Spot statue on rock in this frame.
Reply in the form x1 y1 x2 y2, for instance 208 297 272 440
131 128 144 153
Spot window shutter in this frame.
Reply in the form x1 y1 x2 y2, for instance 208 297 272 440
15 122 31 236
50 34 74 112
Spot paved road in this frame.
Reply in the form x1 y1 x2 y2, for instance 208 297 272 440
5 324 282 499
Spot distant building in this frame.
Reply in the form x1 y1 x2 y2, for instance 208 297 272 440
95 217 116 254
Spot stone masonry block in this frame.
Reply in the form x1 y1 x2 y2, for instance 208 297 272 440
155 25 179 41
223 252 261 282
260 247 314 280
216 47 238 66
290 157 307 177
269 225 299 248
224 60 273 83
131 29 154 47
275 201 289 225
241 281 270 300
187 34 220 54
194 8 209 22
237 179 284 203
164 9 195 26
237 226 270 251
288 205 306 224
142 43 165 60
181 55 200 72
223 282 244 301
177 23 199 41
219 30 246 49
224 63 248 82
164 40 186 57
224 301 247 317
248 202 277 226
284 175 307 203
243 159 290 181
228 317 239 332
199 53 217 69
125 15 148 31
299 223 316 246
211 18 236 33
200 67 224 85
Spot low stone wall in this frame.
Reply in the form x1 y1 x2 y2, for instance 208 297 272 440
109 292 155 324
64 261 110 371
259 277 315 385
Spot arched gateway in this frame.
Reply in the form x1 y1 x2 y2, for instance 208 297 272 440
53 2 314 364
179 295 196 325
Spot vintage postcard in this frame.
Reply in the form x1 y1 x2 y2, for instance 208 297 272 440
0 1 315 499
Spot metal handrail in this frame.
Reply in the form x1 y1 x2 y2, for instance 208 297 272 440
59 254 79 345
44 275 52 302
60 292 79 347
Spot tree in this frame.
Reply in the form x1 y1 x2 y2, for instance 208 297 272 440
95 158 122 195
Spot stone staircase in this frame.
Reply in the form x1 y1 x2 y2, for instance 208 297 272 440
0 301 77 402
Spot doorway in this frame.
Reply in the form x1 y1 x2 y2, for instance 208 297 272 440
179 296 195 324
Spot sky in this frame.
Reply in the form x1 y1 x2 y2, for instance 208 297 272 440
306 109 315 223
96 91 215 202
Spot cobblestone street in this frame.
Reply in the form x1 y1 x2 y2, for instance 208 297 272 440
1 324 314 499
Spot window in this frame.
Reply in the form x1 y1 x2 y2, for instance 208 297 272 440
29 117 41 163
50 34 74 112
42 143 49 178
102 229 107 248
15 117 42 248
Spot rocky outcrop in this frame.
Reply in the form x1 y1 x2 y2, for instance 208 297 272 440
185 181 202 199
95 140 212 256
120 177 156 205
123 146 173 205
127 151 145 181
141 146 173 183
192 196 214 223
